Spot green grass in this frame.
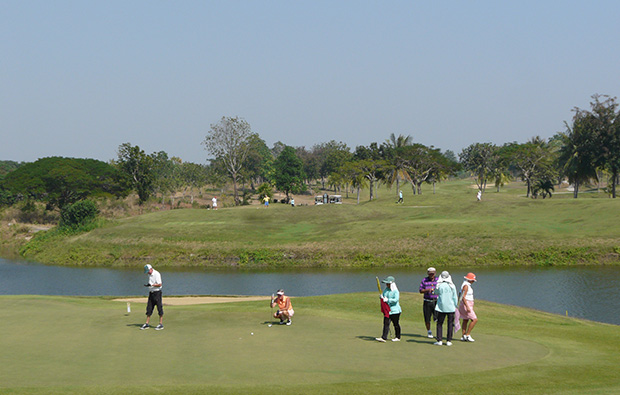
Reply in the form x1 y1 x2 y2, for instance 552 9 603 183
1 293 619 394
19 179 620 268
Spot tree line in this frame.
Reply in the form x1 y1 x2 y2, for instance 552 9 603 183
1 94 618 217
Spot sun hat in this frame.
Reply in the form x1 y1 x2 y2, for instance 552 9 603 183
381 276 395 284
144 264 152 273
427 267 436 273
276 289 284 295
437 270 453 283
464 272 477 282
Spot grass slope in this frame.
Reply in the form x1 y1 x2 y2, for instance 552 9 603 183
1 293 619 394
20 180 620 268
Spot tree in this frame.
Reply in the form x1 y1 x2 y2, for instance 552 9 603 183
532 178 555 199
506 137 554 198
569 94 620 198
338 161 368 204
314 141 351 189
116 143 155 205
273 146 306 199
459 143 497 195
557 126 598 198
179 162 208 204
382 134 414 196
203 116 253 205
242 134 274 189
3 157 128 209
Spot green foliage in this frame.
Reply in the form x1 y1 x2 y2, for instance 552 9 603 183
257 182 273 202
0 160 25 179
59 200 99 229
115 143 155 205
1 157 128 209
273 146 306 197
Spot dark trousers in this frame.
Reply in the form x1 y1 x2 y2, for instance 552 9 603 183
423 299 438 324
382 313 401 340
436 312 454 342
146 291 164 316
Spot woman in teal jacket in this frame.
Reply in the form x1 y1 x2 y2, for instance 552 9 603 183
433 271 458 346
376 276 402 342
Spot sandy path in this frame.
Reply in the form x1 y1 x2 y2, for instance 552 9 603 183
113 295 269 306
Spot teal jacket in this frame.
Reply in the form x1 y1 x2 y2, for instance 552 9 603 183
382 287 402 315
434 282 458 313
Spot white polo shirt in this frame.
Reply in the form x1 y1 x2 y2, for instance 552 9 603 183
147 269 163 293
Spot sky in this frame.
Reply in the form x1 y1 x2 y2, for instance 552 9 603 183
2 1 620 164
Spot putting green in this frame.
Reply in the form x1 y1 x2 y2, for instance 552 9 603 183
0 294 547 392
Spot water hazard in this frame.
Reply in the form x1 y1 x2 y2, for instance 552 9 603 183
1 258 619 325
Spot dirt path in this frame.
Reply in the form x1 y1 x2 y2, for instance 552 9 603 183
113 295 269 306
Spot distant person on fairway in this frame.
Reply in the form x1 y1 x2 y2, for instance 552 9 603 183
290 197 295 207
271 289 294 325
459 272 478 342
376 276 402 342
397 190 403 204
212 196 217 210
141 264 164 330
433 271 458 346
476 190 482 201
419 267 438 338
263 195 270 207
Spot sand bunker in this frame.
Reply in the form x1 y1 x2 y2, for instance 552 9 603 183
113 295 269 306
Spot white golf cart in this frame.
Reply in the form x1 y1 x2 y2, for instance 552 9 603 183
329 195 343 204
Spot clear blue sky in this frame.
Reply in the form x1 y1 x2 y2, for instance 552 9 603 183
2 1 619 164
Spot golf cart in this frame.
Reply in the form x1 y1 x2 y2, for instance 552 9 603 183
329 195 342 204
314 195 324 205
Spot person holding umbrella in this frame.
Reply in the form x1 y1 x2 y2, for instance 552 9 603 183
375 276 402 342
141 264 164 330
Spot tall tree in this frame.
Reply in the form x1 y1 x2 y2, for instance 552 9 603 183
242 134 274 189
459 143 497 195
179 162 207 204
203 116 253 205
273 146 306 199
506 137 554 198
116 143 155 205
314 141 351 189
382 134 413 196
577 94 620 198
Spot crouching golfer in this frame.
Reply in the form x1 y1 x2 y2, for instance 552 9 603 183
141 264 164 330
376 276 402 342
271 289 294 325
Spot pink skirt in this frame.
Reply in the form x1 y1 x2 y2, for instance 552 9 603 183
458 300 477 320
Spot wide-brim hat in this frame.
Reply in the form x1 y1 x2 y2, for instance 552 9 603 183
381 276 395 284
464 272 477 282
144 264 152 273
427 267 436 273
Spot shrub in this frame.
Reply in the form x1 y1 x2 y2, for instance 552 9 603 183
60 200 99 229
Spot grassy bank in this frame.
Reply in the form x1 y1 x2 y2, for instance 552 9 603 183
16 180 620 268
1 292 618 394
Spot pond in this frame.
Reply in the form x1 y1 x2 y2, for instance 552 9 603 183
1 257 618 325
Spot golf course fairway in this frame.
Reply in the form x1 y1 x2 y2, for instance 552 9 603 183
2 292 619 394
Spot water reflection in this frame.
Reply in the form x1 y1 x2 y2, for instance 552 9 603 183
1 258 618 325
